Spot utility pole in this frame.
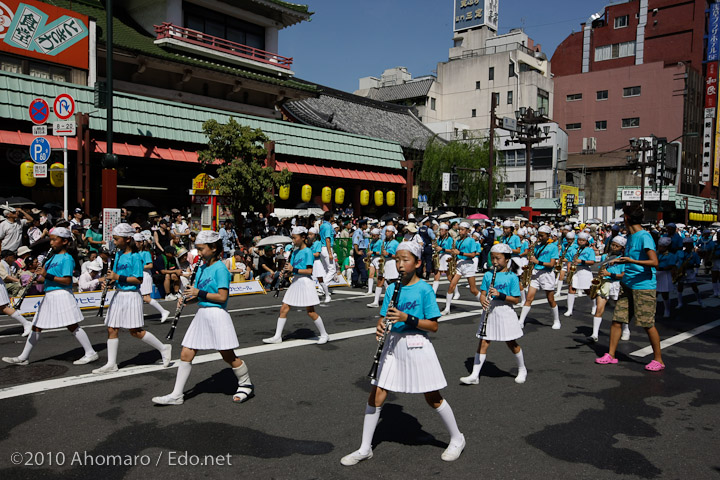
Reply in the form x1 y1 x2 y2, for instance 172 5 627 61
488 94 497 218
508 107 550 208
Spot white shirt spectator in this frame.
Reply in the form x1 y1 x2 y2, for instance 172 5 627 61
0 219 26 252
78 271 101 292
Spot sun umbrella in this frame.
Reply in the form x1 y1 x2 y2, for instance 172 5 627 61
585 218 602 224
122 198 155 208
437 211 457 220
611 217 624 224
380 212 401 221
42 202 63 211
467 213 489 220
255 235 293 247
294 202 323 209
711 222 720 228
5 196 35 206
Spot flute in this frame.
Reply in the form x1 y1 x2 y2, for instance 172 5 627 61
166 260 203 341
368 280 403 380
478 267 497 337
96 249 116 317
12 248 54 310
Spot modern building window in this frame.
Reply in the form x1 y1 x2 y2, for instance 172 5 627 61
1 54 69 81
614 15 629 29
596 90 608 100
622 86 641 97
594 41 635 61
622 117 640 128
566 123 582 130
475 81 481 90
431 97 436 110
595 120 607 131
508 62 515 77
537 88 549 113
531 147 553 170
184 2 265 49
471 109 477 117
566 93 583 101
0 54 21 74
492 92 500 106
489 67 494 81
502 149 526 167
507 91 513 105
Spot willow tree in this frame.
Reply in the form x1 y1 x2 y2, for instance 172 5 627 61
417 136 504 211
197 118 291 220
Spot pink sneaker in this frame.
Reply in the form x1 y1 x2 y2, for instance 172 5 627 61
595 353 618 365
644 360 665 371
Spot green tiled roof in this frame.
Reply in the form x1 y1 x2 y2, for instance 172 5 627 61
256 0 313 15
0 72 404 169
39 0 317 93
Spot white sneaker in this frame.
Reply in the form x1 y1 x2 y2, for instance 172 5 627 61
165 294 177 301
459 375 479 385
621 330 631 341
92 364 119 374
324 295 332 304
262 336 282 344
454 291 461 300
587 335 598 343
160 310 170 323
2 356 28 365
22 325 32 337
152 394 184 406
515 369 527 384
161 345 172 367
552 321 561 330
317 335 330 345
441 308 450 316
367 302 379 308
340 449 373 466
563 311 573 317
441 434 466 461
73 352 99 365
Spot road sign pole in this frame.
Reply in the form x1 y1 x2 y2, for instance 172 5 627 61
64 135 68 220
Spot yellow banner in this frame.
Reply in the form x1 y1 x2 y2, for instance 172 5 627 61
559 185 579 216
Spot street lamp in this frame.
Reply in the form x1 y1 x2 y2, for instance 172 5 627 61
505 107 551 207
628 137 652 208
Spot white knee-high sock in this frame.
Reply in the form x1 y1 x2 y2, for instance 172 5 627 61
470 353 486 377
233 362 253 397
367 278 374 294
105 338 119 366
445 292 452 311
141 331 166 352
519 305 531 325
566 294 575 313
592 297 597 310
314 317 328 337
551 306 560 323
520 289 526 305
10 311 31 329
435 400 463 444
171 360 192 397
18 330 40 361
322 282 331 298
515 349 526 371
359 405 382 454
592 317 603 338
373 286 382 305
622 323 630 335
677 288 684 306
148 299 167 314
432 280 439 293
72 328 96 356
555 280 563 295
273 318 287 339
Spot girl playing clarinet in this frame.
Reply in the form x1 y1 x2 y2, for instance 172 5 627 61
676 237 703 309
136 232 170 323
367 226 399 308
2 227 98 366
263 226 330 344
341 242 465 466
589 236 628 343
460 243 527 385
152 230 253 405
93 223 171 374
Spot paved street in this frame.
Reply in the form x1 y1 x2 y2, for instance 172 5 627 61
0 277 718 479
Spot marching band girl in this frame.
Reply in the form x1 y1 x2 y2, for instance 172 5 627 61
136 232 170 323
366 228 382 296
655 237 677 317
589 236 628 342
308 227 331 302
676 237 703 309
152 230 253 405
367 226 399 308
341 242 465 466
460 243 527 385
263 226 330 345
555 231 575 295
432 224 453 294
564 232 596 317
93 223 171 374
442 222 480 316
518 225 561 329
2 227 98 366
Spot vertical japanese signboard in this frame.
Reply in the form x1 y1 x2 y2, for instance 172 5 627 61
559 185 579 216
709 3 720 62
703 63 717 183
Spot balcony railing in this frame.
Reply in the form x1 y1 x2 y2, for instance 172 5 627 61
154 23 293 70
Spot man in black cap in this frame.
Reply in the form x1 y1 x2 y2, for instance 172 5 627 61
351 219 369 288
418 216 435 279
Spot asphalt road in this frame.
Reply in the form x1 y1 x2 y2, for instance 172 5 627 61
0 275 718 479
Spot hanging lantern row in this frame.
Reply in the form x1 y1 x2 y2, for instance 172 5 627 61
689 212 718 222
284 185 393 207
20 161 64 188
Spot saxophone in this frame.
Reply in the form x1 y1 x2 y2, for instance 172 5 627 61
432 238 440 272
363 240 372 271
555 242 572 274
447 238 457 278
520 239 538 289
565 246 584 287
672 252 693 283
589 255 617 299
378 241 386 277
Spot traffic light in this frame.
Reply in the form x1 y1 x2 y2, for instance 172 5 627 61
94 81 107 109
450 173 459 192
101 153 118 169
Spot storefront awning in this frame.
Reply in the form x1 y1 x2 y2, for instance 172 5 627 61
275 160 406 184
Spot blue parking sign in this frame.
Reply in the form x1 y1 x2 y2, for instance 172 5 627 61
30 137 51 164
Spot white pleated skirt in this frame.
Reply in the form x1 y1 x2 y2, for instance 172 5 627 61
283 276 320 307
312 258 326 280
140 271 153 296
32 289 84 329
371 331 447 394
383 259 399 280
530 269 556 291
182 307 239 350
571 268 593 290
0 282 9 306
105 290 145 329
457 259 475 278
476 303 523 341
656 270 673 293
682 268 697 283
438 254 450 272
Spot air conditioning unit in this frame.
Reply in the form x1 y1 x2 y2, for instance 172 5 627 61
534 192 543 198
582 137 597 153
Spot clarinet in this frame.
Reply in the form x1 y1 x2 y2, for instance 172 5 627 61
12 248 54 310
368 280 403 380
96 249 117 317
478 267 498 337
274 248 296 298
166 260 203 340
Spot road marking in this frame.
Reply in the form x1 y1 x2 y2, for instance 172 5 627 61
0 309 483 400
629 318 720 357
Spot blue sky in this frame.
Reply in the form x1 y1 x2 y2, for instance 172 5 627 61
282 0 614 92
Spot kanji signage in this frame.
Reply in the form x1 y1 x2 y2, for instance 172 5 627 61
453 0 498 32
709 3 720 62
706 62 718 111
0 0 90 70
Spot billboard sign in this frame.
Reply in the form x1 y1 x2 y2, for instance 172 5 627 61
709 3 720 62
454 0 498 32
559 185 579 216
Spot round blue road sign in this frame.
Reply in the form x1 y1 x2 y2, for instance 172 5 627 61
30 137 51 164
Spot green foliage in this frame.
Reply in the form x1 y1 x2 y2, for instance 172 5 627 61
417 136 504 209
197 118 292 216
